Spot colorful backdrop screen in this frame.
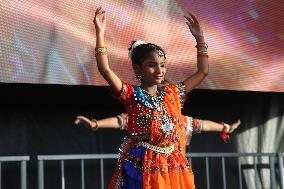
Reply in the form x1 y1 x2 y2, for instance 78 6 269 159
1 0 284 92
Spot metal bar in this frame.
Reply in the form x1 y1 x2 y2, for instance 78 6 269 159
37 152 278 161
81 160 85 189
186 152 277 158
0 156 30 162
36 153 279 161
21 161 27 189
188 157 192 169
0 162 2 189
278 154 284 189
38 160 44 189
37 154 119 161
221 157 226 189
205 157 210 189
0 157 30 189
100 159 104 189
269 156 276 189
34 153 281 189
237 157 243 189
61 160 65 189
254 156 257 189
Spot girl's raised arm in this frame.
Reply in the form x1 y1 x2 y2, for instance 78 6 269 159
93 7 122 95
183 13 209 94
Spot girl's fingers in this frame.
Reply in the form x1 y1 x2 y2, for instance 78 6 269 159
189 13 199 24
184 15 194 25
97 9 105 15
186 22 192 29
234 120 241 127
74 118 82 124
80 117 89 123
95 7 102 15
102 14 106 22
75 119 84 125
75 116 90 123
95 7 105 17
76 116 85 119
230 120 241 133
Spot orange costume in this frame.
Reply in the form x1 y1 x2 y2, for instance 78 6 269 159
109 82 202 189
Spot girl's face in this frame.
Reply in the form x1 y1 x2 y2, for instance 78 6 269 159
138 51 166 86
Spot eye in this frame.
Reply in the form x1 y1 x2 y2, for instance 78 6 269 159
160 64 165 68
149 64 156 68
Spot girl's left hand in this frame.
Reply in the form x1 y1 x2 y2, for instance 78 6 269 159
184 13 204 40
93 7 106 34
75 116 97 129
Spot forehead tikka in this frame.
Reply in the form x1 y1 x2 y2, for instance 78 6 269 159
158 49 165 57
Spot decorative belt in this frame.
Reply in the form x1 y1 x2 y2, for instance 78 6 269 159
139 141 174 157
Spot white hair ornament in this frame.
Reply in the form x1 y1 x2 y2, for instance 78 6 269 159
128 40 147 58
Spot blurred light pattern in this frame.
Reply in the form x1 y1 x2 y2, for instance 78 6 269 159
0 0 283 92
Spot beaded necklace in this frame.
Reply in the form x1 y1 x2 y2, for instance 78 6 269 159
133 86 175 134
133 86 164 109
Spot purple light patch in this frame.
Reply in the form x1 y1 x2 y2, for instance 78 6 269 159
248 33 259 45
248 9 259 19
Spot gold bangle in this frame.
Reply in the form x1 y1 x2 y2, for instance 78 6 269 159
195 42 208 49
197 53 209 58
95 46 107 52
197 49 208 54
197 52 208 55
95 52 108 57
95 46 107 56
197 50 208 54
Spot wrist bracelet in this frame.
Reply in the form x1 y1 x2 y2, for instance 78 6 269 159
91 119 99 131
220 122 230 143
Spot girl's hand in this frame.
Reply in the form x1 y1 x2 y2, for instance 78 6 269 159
184 13 204 41
75 116 97 129
224 120 241 134
93 7 106 35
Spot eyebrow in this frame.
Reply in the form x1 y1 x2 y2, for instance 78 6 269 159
147 61 165 64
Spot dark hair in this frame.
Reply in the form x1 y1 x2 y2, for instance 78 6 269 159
128 41 166 66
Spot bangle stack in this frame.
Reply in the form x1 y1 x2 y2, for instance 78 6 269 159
95 46 107 56
196 42 208 57
220 122 230 143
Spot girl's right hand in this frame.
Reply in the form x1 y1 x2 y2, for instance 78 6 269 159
224 119 241 134
93 7 106 35
74 116 97 129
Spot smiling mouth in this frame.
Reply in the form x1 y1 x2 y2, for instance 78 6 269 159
154 76 163 79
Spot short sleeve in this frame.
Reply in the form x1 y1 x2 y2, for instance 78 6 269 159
111 82 134 109
185 116 193 145
185 116 203 145
187 117 203 134
117 113 128 130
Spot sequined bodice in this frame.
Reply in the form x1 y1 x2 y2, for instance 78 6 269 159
126 85 186 148
109 82 195 189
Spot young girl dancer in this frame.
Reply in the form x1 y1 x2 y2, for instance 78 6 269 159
90 6 238 189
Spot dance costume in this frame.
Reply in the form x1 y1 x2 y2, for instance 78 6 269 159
109 82 202 189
